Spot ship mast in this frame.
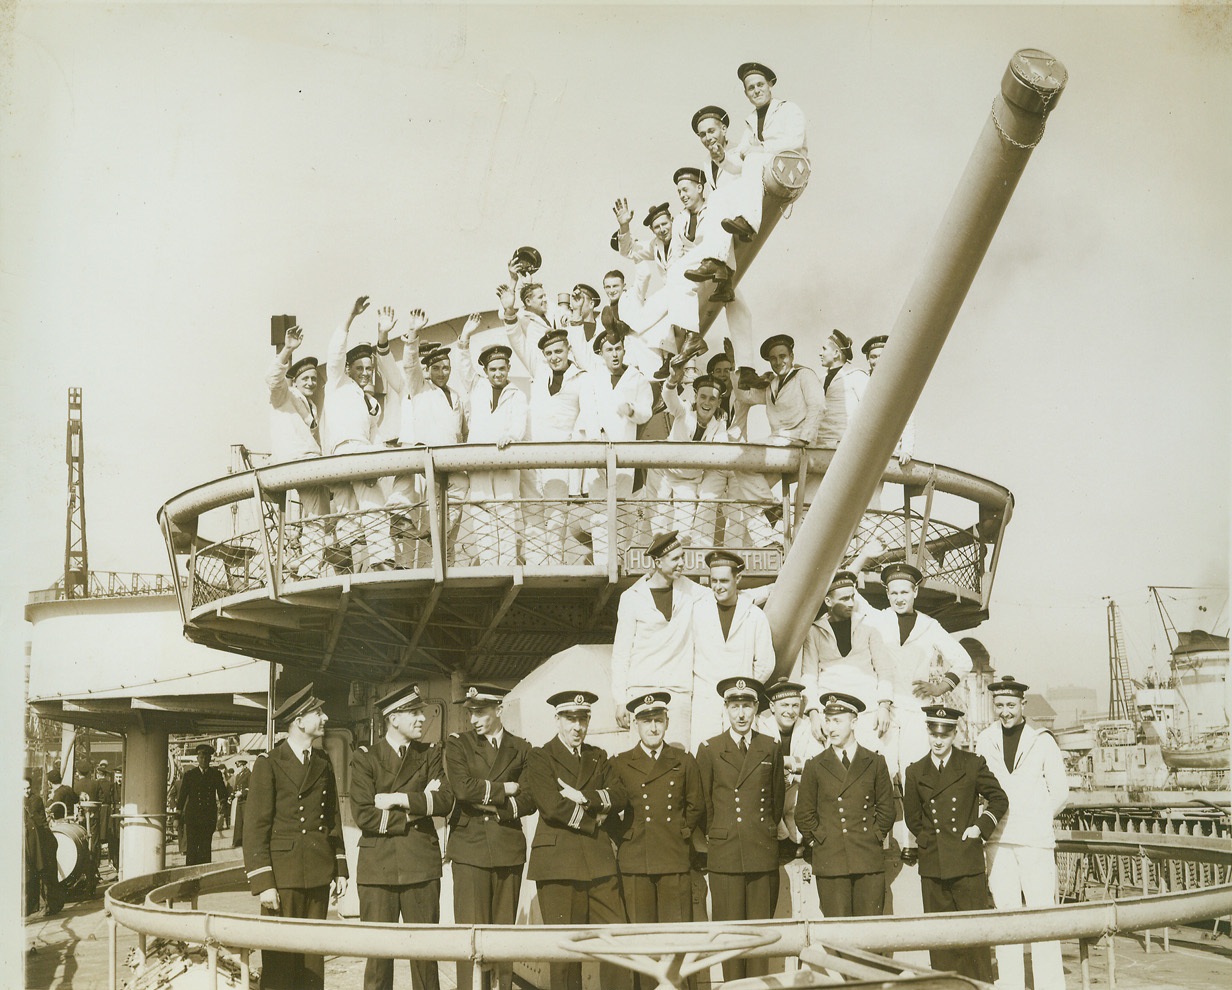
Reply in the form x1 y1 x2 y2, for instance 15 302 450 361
1104 597 1140 733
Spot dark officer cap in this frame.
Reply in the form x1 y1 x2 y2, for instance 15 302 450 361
646 530 682 559
457 683 510 708
537 327 569 351
548 690 598 714
193 744 214 757
273 683 325 725
288 356 319 380
673 166 706 186
573 283 600 306
643 202 672 228
821 692 865 715
376 682 426 717
609 229 621 251
345 343 375 365
828 570 859 594
691 105 730 133
765 677 806 703
989 675 1030 698
881 561 923 587
478 343 512 368
717 676 765 703
922 705 964 728
862 334 889 358
592 325 625 353
826 329 854 362
704 548 745 573
510 245 542 274
759 333 795 360
737 61 777 86
626 691 672 719
692 373 727 396
706 352 733 373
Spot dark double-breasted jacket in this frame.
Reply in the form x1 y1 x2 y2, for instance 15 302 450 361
178 766 229 826
795 745 895 877
444 729 536 869
696 731 785 875
243 741 349 894
350 737 455 886
903 746 1008 879
608 745 704 875
524 736 626 882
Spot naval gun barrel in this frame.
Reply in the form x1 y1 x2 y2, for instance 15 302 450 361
764 49 1067 676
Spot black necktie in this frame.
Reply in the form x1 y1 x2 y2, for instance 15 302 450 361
686 210 697 241
937 759 945 774
711 161 720 186
841 751 850 769
549 370 565 397
739 737 748 754
307 406 317 431
398 745 407 759
303 750 311 764
489 737 499 750
364 393 379 417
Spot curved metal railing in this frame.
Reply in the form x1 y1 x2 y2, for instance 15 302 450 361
104 831 1230 990
158 441 1014 619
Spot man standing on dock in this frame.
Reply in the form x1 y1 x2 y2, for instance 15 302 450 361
243 684 349 990
976 675 1071 990
176 745 229 866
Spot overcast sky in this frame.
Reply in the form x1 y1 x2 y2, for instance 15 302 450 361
2 0 1228 722
1 1 1228 976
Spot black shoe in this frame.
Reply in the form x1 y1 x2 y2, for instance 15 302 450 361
722 216 757 242
652 355 673 381
710 280 735 304
901 846 919 866
684 259 720 282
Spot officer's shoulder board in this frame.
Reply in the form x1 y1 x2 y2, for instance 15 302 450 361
357 744 369 753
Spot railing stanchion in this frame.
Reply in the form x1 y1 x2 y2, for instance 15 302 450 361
108 910 118 990
1078 937 1091 990
240 947 250 987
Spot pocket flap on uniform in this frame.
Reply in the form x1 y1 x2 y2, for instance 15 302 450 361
708 828 728 840
269 838 295 851
532 832 557 847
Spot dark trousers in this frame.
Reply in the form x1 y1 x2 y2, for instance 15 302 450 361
536 877 630 990
452 862 520 990
359 879 441 990
183 817 215 865
232 800 247 847
621 871 692 924
921 873 995 982
817 871 885 918
708 870 779 981
260 885 329 990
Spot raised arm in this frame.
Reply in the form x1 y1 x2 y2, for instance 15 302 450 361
453 313 483 395
398 307 431 397
326 296 370 388
375 305 405 397
267 325 303 402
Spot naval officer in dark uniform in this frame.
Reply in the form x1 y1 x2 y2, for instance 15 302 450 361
795 692 896 918
242 683 349 990
444 683 536 990
177 743 230 865
351 682 455 990
903 704 1007 982
524 689 630 990
608 691 704 926
696 676 785 982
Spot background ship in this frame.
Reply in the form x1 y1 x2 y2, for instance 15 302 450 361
1056 588 1230 826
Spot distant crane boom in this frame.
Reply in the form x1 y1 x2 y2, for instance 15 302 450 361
64 388 88 598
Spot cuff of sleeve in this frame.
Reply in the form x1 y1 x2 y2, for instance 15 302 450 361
424 791 433 817
379 808 389 835
507 796 519 819
597 789 611 811
944 672 960 686
483 780 492 805
568 803 584 830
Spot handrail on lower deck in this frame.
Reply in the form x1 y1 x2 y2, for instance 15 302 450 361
105 832 1230 980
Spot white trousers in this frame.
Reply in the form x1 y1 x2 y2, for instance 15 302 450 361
985 843 1067 990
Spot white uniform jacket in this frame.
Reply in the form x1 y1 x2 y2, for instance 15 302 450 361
322 324 402 453
816 363 869 448
505 312 594 442
732 99 808 166
588 365 653 443
975 721 1070 849
801 611 894 707
564 321 604 375
662 384 730 481
454 347 528 446
739 364 825 444
864 605 973 701
267 350 322 462
612 575 709 702
401 340 468 447
689 593 775 747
